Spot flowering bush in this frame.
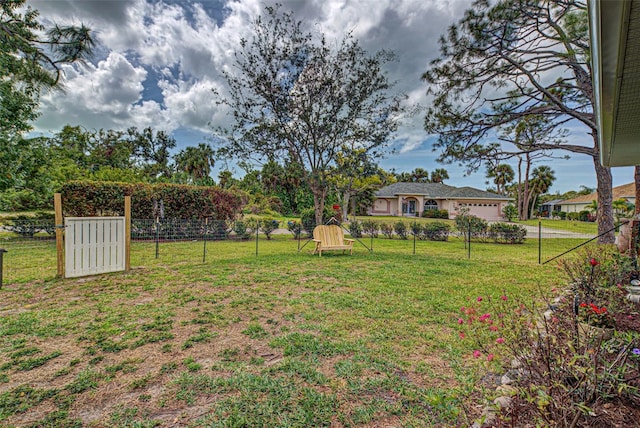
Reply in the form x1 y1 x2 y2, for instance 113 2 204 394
578 302 615 328
455 287 640 426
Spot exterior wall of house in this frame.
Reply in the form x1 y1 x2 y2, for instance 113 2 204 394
369 197 508 221
561 203 589 213
370 198 394 215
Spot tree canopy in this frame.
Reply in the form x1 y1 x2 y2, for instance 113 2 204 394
1 0 93 139
422 0 615 242
217 5 406 223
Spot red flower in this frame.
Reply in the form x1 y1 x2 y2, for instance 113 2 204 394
589 258 599 267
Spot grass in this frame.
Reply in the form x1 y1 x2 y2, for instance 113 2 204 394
0 234 571 426
515 218 598 234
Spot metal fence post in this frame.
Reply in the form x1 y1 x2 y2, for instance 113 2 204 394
0 249 7 289
468 221 471 259
203 218 208 263
538 221 542 264
413 221 416 255
155 217 160 259
255 219 259 257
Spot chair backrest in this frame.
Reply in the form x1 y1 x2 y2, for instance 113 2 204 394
313 225 344 245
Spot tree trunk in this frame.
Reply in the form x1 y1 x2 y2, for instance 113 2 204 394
342 190 350 222
351 194 357 221
594 158 614 244
312 183 328 225
517 157 524 220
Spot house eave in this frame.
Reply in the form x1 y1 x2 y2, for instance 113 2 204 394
589 0 640 166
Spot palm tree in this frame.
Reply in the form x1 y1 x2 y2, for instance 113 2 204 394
430 168 449 183
486 164 515 195
175 143 215 183
410 168 430 183
613 198 634 222
529 165 555 217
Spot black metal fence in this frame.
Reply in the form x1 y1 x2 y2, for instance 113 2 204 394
0 217 630 286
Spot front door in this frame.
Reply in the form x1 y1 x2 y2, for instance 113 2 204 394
402 199 417 215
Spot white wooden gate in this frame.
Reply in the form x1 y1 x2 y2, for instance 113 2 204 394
65 217 126 278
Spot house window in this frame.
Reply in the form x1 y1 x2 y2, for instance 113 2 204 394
424 199 438 211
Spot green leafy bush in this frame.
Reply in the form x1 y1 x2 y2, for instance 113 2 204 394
361 220 379 238
454 210 488 240
422 209 449 219
488 223 527 244
567 212 580 221
423 222 450 241
502 203 517 221
260 218 280 240
394 221 408 240
286 220 302 239
410 222 423 238
380 223 394 239
60 181 241 220
348 220 362 238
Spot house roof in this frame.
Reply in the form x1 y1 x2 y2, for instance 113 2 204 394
540 199 564 206
375 182 511 200
560 182 636 205
589 0 640 166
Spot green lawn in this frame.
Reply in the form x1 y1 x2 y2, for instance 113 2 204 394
514 218 598 234
0 236 566 426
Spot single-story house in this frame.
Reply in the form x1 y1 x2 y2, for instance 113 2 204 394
559 182 636 213
538 199 564 218
369 182 512 221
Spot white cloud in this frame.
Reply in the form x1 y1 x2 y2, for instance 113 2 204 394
35 52 173 132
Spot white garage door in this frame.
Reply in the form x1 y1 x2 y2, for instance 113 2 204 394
465 203 502 221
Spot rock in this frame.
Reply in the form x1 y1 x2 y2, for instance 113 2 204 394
511 357 523 369
501 373 515 385
496 384 518 396
494 395 512 409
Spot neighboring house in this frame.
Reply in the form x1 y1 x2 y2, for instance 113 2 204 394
559 182 636 214
539 199 564 218
369 182 512 221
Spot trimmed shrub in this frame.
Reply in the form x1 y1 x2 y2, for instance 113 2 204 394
567 212 580 221
361 220 379 238
348 220 363 238
394 221 408 240
488 222 527 244
422 209 449 219
60 181 241 220
260 218 280 240
287 220 302 239
380 223 394 239
0 212 55 237
423 222 450 241
455 213 488 240
410 222 423 239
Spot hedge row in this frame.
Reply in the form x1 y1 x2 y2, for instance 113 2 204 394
60 181 242 220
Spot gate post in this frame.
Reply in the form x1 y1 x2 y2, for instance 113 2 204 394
125 196 131 271
54 193 64 278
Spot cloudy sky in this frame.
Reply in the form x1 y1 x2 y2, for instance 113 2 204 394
29 0 633 193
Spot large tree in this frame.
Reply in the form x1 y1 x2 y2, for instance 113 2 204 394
174 143 216 184
486 164 514 196
1 0 93 138
528 165 556 218
217 6 406 224
422 0 615 243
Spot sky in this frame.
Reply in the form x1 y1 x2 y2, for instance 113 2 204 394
27 0 634 194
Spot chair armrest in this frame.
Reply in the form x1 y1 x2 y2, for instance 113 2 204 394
344 239 355 244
